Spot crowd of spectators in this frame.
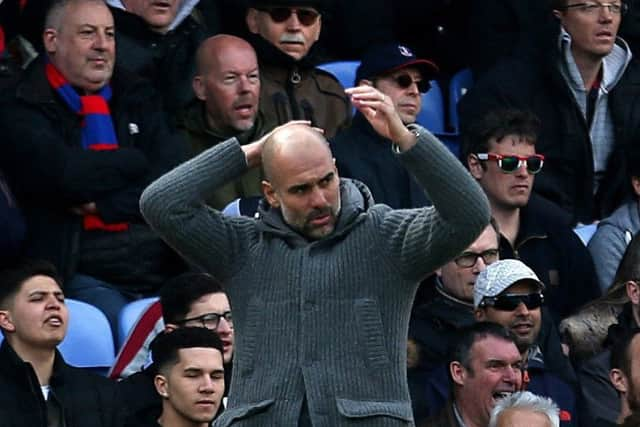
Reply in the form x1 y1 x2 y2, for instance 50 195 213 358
2 0 640 426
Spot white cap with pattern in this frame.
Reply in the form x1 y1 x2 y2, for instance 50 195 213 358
473 259 544 308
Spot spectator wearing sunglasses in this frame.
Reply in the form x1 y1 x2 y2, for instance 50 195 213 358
459 0 640 226
473 259 578 426
464 108 600 325
117 273 233 424
244 0 351 138
330 42 438 209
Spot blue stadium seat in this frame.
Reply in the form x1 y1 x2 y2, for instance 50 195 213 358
117 297 159 349
448 68 474 133
573 223 598 246
317 60 361 89
60 299 115 372
416 80 445 134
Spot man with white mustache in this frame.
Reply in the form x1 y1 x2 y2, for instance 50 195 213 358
245 0 351 138
0 259 122 427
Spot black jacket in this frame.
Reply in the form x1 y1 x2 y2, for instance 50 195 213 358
110 7 207 118
331 113 430 209
0 57 187 286
499 194 601 323
460 37 640 224
0 342 121 427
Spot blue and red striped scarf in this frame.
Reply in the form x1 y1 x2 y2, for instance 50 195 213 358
45 60 128 232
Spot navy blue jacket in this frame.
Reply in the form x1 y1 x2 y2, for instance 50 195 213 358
330 113 430 209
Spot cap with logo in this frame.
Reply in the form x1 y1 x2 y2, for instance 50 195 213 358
473 259 544 309
355 42 439 85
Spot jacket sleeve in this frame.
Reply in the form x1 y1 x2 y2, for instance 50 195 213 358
0 102 149 207
140 137 253 282
377 126 491 282
588 221 630 293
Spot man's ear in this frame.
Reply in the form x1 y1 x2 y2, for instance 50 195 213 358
246 8 260 34
474 308 485 321
262 180 279 208
358 79 373 88
154 374 169 398
0 310 15 334
314 15 322 42
467 154 484 180
164 324 177 333
627 281 640 305
632 176 640 197
192 76 206 101
43 29 58 55
610 368 628 394
450 361 467 386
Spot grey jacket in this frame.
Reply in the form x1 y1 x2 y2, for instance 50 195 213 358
588 200 640 292
139 126 490 427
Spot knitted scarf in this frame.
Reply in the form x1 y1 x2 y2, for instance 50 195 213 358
45 61 128 232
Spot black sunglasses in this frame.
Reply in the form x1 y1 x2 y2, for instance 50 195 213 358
476 153 545 175
256 7 320 26
392 73 431 93
480 293 544 311
176 311 233 329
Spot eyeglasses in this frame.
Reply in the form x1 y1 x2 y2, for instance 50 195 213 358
476 153 545 174
256 7 320 26
391 73 431 93
560 2 628 15
177 311 233 330
454 249 499 268
479 293 545 311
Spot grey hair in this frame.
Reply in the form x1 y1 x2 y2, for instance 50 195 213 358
44 0 106 30
489 391 560 427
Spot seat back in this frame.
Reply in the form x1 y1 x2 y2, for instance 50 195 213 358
416 81 445 134
317 60 361 89
448 68 474 133
117 297 159 349
59 299 115 370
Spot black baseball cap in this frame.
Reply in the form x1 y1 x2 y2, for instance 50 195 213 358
355 43 439 84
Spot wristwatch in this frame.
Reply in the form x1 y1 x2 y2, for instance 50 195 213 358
392 124 420 153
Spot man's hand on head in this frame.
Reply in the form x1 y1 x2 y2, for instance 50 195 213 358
346 86 416 151
242 120 315 168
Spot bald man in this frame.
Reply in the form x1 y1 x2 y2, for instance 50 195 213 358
178 34 269 209
140 84 490 425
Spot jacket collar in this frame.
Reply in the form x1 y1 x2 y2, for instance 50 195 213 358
255 177 373 247
247 32 319 71
0 340 68 386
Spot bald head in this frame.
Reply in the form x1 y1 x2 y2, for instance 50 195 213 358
260 124 341 240
192 34 260 134
196 34 256 76
262 124 331 184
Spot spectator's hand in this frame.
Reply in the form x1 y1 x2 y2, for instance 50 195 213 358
69 202 97 216
346 86 415 150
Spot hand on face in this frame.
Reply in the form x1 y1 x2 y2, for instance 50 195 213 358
346 86 408 142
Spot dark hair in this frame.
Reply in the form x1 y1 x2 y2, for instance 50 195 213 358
610 328 640 380
447 322 517 379
461 109 541 165
0 259 61 308
151 327 224 374
159 273 225 324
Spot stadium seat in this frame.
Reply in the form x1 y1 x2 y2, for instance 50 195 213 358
317 60 360 89
448 68 474 133
573 223 598 246
60 299 115 373
416 80 445 134
117 297 159 349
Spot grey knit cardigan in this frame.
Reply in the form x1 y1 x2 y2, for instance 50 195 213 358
140 126 490 427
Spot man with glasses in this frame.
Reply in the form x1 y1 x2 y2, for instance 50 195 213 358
408 222 500 424
331 42 439 209
473 259 578 426
244 0 350 138
464 108 600 324
117 273 233 423
460 0 640 226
